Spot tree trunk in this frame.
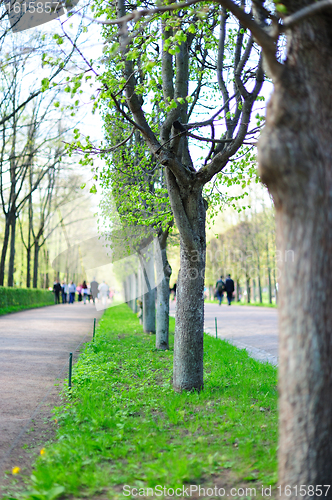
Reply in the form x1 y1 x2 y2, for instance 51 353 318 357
171 184 206 392
0 218 10 286
26 246 31 288
138 265 143 324
128 274 137 312
268 266 272 304
267 241 272 304
133 273 138 313
246 277 250 303
252 278 256 302
123 280 127 303
273 268 278 304
7 215 16 287
26 193 32 288
258 17 332 494
44 248 49 289
258 274 262 303
173 236 205 392
129 276 133 310
236 280 240 302
33 242 40 288
140 248 156 334
155 234 172 350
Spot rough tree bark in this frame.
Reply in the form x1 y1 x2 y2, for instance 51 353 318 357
33 240 40 288
253 278 257 302
246 276 251 303
258 13 332 494
171 183 206 391
258 274 262 303
155 231 172 350
0 218 10 286
140 247 156 334
7 215 16 287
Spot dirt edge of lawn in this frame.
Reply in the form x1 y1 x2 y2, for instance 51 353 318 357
0 347 82 499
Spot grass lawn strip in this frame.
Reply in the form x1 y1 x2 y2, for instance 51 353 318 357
8 304 278 500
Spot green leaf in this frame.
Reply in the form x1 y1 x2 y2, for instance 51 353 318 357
276 4 287 13
41 78 50 92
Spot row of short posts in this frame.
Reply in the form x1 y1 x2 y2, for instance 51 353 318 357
69 317 218 390
68 317 96 390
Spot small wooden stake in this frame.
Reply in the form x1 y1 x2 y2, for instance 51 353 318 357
68 352 73 390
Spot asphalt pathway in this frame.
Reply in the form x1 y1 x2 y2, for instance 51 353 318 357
171 302 279 365
0 302 102 472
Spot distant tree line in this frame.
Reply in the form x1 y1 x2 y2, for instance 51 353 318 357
205 206 279 304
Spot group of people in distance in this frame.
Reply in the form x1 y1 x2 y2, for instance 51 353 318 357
52 278 112 306
215 274 235 306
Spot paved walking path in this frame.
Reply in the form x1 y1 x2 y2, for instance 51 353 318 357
0 302 102 473
171 302 279 366
204 303 278 365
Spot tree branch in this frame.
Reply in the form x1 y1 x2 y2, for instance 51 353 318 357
282 0 332 30
85 0 207 26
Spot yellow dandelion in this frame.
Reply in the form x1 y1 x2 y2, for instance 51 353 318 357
40 448 46 455
12 467 20 475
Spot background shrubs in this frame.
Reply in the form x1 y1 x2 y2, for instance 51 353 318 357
0 287 54 315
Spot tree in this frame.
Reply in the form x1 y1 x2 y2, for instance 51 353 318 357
97 121 173 345
257 9 332 493
95 0 264 392
0 26 79 286
96 0 332 492
0 84 66 287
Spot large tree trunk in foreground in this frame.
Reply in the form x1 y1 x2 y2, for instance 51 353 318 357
259 16 332 495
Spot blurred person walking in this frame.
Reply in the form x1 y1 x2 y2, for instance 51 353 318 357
87 283 91 303
225 274 235 306
53 280 62 305
68 282 76 304
82 281 89 304
98 281 109 306
77 283 83 302
61 281 68 304
90 278 99 304
215 276 225 306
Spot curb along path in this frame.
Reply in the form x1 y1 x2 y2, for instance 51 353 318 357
0 302 103 476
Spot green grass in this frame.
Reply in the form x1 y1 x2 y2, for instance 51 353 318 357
205 299 277 308
8 304 278 500
237 302 277 308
